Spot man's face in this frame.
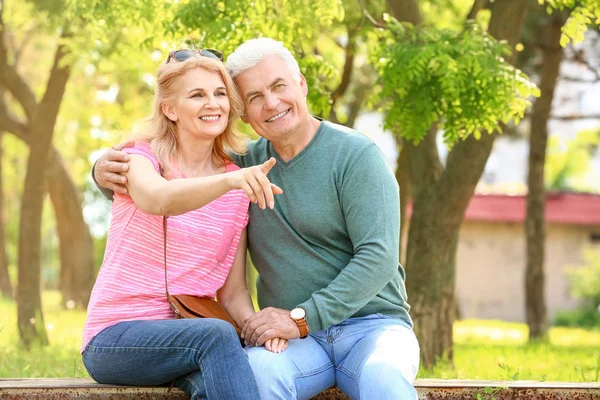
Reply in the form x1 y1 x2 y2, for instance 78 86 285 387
234 55 309 143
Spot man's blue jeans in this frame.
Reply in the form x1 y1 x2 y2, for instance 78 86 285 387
82 318 260 400
246 314 420 400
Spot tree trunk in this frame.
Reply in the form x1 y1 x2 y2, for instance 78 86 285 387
47 149 94 308
0 121 96 308
0 131 12 299
525 12 568 340
395 140 412 266
17 40 70 347
387 0 529 368
328 27 356 125
0 76 95 310
17 137 50 346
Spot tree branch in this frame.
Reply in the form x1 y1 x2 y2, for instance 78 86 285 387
563 50 600 81
550 114 600 120
331 30 356 104
558 76 599 83
0 94 29 141
466 0 489 21
29 31 71 145
357 0 387 28
346 80 370 128
0 3 37 122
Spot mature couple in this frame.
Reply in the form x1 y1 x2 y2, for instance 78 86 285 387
82 38 420 400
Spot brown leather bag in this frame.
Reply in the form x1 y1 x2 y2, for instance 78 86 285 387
162 215 242 337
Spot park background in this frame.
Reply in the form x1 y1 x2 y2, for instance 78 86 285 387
1 0 600 383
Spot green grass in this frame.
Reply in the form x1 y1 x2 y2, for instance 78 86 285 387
0 291 88 378
419 319 600 381
2 292 600 381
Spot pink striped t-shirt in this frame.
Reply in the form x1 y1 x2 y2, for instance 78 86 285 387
81 142 249 352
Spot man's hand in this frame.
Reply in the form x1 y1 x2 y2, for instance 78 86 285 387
241 307 300 346
94 141 135 195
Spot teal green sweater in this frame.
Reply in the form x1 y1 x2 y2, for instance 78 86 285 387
233 121 412 332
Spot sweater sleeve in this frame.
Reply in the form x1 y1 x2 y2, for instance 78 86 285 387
297 144 401 332
91 160 116 201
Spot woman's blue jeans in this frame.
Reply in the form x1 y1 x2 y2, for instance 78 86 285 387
82 318 260 400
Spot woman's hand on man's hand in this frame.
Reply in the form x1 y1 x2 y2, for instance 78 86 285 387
264 337 288 353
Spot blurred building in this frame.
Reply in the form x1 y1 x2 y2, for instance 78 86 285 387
455 193 600 322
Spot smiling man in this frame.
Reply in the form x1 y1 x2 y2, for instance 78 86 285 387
92 38 419 400
224 39 419 400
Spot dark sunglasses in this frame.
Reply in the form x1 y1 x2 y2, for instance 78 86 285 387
166 48 224 63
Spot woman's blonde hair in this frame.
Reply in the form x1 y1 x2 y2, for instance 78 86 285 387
135 55 246 178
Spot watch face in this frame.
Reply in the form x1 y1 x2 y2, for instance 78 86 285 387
291 308 306 320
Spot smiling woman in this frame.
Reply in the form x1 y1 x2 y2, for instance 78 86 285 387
159 67 232 174
80 53 286 400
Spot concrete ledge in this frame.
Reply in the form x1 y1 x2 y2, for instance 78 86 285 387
1 378 599 399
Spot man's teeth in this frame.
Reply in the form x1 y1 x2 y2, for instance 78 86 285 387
201 115 219 121
267 110 289 122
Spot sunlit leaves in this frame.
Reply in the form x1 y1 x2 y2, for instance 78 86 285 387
372 21 540 145
165 0 344 115
545 129 600 192
539 0 600 46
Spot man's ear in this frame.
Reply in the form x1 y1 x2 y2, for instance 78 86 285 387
240 113 248 124
162 103 178 122
299 74 308 97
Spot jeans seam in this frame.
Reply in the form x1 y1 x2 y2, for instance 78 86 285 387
336 364 360 383
82 350 99 382
184 374 202 400
86 344 206 353
288 362 334 394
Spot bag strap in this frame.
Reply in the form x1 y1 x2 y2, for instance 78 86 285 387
163 215 169 299
159 164 170 300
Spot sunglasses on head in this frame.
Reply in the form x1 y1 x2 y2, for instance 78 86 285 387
166 48 224 63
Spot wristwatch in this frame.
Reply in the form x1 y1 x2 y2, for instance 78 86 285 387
290 307 309 339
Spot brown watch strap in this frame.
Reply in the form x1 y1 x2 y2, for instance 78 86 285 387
296 318 309 339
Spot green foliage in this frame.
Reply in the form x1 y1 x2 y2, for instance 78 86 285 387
568 249 600 308
475 386 505 400
168 0 343 45
554 248 600 330
59 0 344 120
545 129 600 192
554 307 600 329
540 0 600 46
420 0 475 29
372 21 540 145
165 0 343 116
498 362 521 380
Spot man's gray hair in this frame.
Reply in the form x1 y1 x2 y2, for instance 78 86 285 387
226 38 301 82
